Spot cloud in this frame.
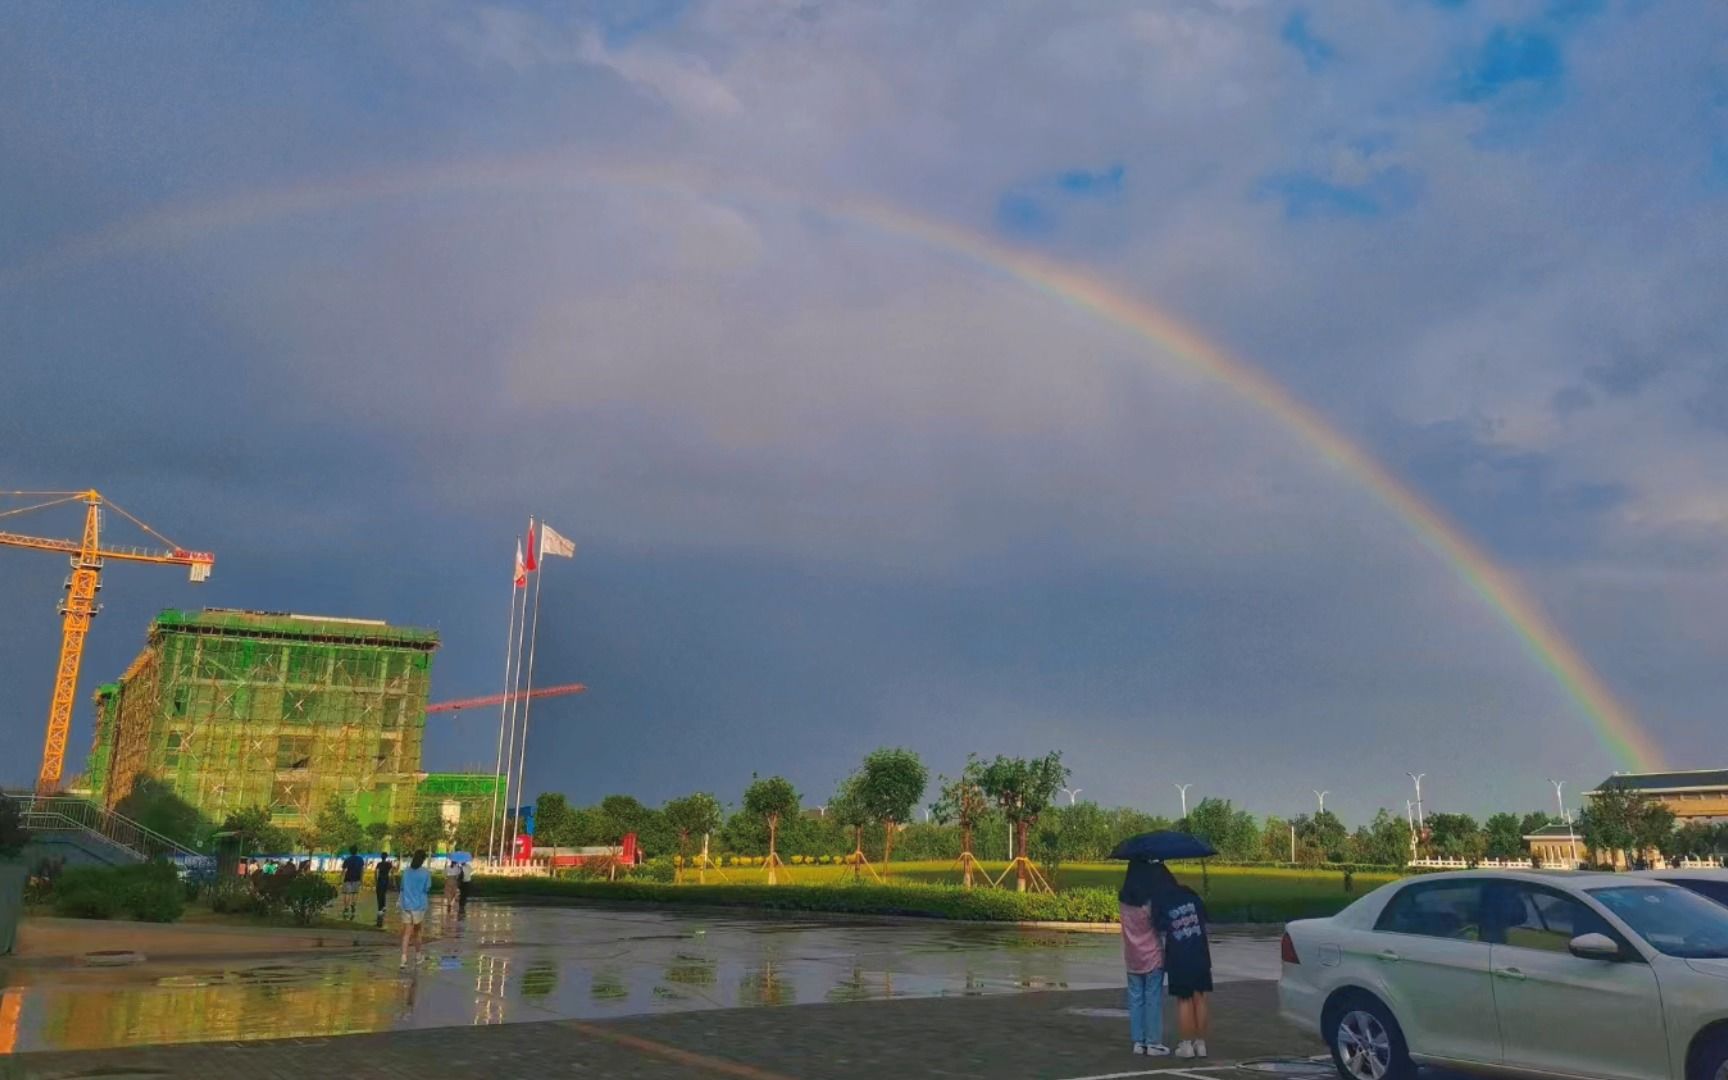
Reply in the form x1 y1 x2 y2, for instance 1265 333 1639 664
3 0 1727 816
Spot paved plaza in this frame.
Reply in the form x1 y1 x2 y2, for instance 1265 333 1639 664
0 903 1334 1079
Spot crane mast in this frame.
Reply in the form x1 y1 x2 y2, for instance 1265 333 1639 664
0 490 213 793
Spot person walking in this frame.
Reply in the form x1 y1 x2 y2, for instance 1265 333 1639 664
1118 861 1170 1056
1147 862 1213 1059
454 859 472 917
339 846 366 921
398 851 432 970
373 851 394 929
442 858 461 916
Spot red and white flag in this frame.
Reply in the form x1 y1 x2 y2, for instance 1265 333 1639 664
539 523 576 559
524 519 538 574
513 540 527 588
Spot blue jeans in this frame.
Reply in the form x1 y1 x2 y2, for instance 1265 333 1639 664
1127 969 1165 1046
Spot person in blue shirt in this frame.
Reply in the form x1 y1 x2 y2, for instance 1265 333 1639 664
398 850 431 969
339 846 366 921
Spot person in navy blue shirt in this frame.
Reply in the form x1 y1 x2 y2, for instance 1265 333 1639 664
339 846 366 920
1148 863 1214 1059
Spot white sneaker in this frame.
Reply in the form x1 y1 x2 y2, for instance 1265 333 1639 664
1133 1043 1146 1056
1175 1041 1196 1059
1144 1044 1172 1057
1195 1040 1208 1058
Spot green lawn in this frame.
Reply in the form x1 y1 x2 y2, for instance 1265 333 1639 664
502 860 1404 925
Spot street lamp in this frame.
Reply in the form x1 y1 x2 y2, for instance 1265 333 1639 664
1549 778 1579 868
1060 786 1083 806
1175 783 1193 818
1314 790 1330 815
1406 772 1426 831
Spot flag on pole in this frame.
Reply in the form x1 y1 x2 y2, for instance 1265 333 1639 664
539 523 576 559
524 519 538 573
513 540 527 588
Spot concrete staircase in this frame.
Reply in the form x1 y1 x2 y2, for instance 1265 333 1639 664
12 795 205 868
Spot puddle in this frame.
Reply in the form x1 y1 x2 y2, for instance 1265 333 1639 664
0 902 1276 1053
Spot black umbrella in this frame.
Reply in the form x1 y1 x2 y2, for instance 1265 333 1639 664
1108 830 1217 862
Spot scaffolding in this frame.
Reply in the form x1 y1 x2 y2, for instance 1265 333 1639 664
87 608 438 831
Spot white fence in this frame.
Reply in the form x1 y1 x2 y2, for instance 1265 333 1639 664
1408 857 1579 870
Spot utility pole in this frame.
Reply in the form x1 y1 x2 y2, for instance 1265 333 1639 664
1289 822 1297 863
1175 783 1192 818
1314 790 1330 815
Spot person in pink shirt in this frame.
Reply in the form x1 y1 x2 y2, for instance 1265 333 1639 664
1118 860 1170 1056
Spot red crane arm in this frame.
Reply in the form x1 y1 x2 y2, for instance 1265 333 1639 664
425 683 587 714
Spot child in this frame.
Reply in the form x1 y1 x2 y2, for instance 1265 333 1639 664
398 851 431 969
1148 862 1214 1059
1118 861 1170 1056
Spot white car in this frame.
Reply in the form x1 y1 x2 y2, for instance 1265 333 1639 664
1279 870 1728 1080
1643 870 1728 910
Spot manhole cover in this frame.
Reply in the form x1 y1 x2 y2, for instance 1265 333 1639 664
1237 1057 1335 1076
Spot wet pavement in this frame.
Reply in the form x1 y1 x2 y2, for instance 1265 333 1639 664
0 901 1281 1054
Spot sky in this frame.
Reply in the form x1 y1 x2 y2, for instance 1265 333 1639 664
1 0 1725 827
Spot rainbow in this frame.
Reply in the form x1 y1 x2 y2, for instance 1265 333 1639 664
0 157 1665 772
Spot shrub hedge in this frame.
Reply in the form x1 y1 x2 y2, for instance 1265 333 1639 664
52 862 185 923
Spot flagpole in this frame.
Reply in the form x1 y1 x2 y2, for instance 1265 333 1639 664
512 547 548 846
486 559 525 864
497 541 532 861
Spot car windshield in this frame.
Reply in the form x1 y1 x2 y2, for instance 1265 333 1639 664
1589 885 1728 959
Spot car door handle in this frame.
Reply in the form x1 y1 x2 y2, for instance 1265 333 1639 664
1495 967 1526 981
1377 949 1402 963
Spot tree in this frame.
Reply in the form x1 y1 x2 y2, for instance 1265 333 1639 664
1630 800 1677 867
313 797 366 854
1671 821 1727 860
1425 813 1484 863
1353 810 1413 867
854 747 928 866
977 752 1068 891
663 792 723 879
741 776 799 884
1519 811 1555 839
221 805 292 855
1293 810 1348 864
1580 790 1654 866
114 774 208 849
1261 815 1291 862
930 757 990 886
1186 799 1260 861
393 805 450 856
828 777 874 880
1482 813 1525 862
364 821 390 849
535 793 577 846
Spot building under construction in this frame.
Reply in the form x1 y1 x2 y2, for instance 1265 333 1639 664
86 609 438 831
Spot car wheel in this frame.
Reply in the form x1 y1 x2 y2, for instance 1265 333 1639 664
1325 994 1414 1080
1691 1031 1728 1080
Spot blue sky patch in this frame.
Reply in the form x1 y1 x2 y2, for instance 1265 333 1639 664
1281 11 1337 72
1255 166 1421 220
996 163 1125 236
1455 28 1563 102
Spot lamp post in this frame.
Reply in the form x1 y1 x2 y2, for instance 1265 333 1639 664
1175 783 1193 818
1549 778 1578 868
1314 790 1330 815
1290 822 1297 863
1406 772 1426 831
1060 787 1083 806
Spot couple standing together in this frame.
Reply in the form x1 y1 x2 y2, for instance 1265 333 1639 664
1119 861 1214 1059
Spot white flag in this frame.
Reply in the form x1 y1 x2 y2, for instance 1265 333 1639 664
539 523 576 559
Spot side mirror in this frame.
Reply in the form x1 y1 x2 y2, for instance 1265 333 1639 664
1569 933 1621 961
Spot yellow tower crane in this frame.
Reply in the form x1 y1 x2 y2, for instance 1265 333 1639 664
0 491 213 793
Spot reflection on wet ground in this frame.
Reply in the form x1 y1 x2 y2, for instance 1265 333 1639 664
0 902 1278 1052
